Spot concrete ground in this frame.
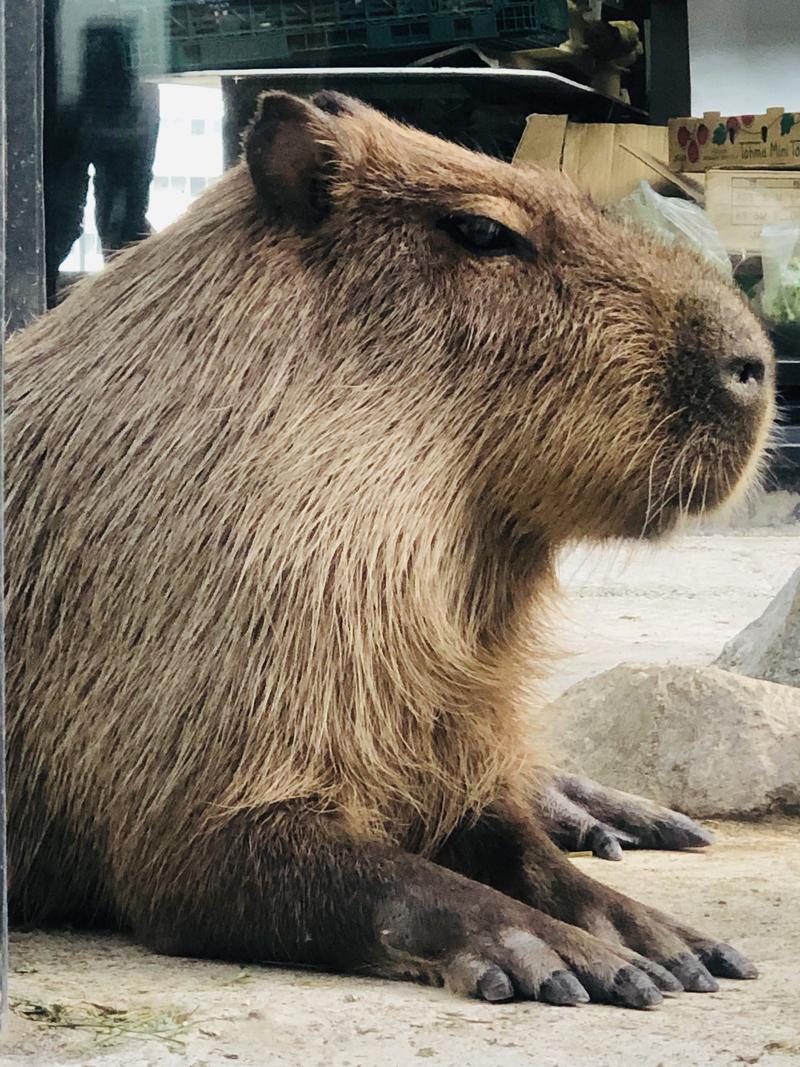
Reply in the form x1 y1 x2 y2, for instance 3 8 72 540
4 492 800 1067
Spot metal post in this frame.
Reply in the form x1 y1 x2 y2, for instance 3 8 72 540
648 0 690 125
5 0 45 334
0 0 8 1030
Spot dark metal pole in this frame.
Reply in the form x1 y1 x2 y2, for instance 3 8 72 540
0 0 8 1030
5 0 45 334
648 0 691 124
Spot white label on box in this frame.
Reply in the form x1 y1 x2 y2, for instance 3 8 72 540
727 174 800 230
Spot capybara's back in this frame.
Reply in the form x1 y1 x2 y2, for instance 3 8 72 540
7 92 772 1006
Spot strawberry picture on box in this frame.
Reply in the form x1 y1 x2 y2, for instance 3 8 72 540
669 108 800 172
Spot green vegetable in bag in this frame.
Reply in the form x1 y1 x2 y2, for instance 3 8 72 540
762 226 800 324
769 256 800 323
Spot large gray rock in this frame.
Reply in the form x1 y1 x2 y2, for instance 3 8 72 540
547 663 800 818
715 566 800 688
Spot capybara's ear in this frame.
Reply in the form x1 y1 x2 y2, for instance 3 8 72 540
311 90 362 117
245 92 336 230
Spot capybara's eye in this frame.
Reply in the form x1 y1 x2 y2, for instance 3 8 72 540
437 213 535 262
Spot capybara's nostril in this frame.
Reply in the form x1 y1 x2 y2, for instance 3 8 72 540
723 356 766 392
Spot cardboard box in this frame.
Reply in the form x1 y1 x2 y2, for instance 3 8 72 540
669 109 800 172
513 114 670 204
704 170 800 253
637 158 800 253
513 116 800 254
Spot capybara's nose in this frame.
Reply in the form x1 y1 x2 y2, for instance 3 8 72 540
721 355 767 398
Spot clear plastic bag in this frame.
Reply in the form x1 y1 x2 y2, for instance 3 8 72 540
760 224 800 324
614 180 732 279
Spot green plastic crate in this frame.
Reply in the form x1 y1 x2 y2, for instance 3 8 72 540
165 0 569 72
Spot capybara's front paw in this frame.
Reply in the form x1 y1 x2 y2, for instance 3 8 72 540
497 813 758 993
564 887 758 992
376 894 673 1008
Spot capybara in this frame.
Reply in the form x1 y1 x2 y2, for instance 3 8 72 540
6 91 773 1007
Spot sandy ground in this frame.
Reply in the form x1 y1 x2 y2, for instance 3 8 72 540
4 493 800 1067
5 824 800 1067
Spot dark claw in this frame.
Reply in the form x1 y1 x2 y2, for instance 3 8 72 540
587 825 624 861
699 943 758 980
477 966 514 1002
539 970 590 1006
666 952 720 993
611 966 664 1009
629 956 684 994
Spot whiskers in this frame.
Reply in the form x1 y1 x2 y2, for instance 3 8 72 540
639 441 714 538
635 408 695 539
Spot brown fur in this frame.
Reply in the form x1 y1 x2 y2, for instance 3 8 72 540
6 94 773 998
